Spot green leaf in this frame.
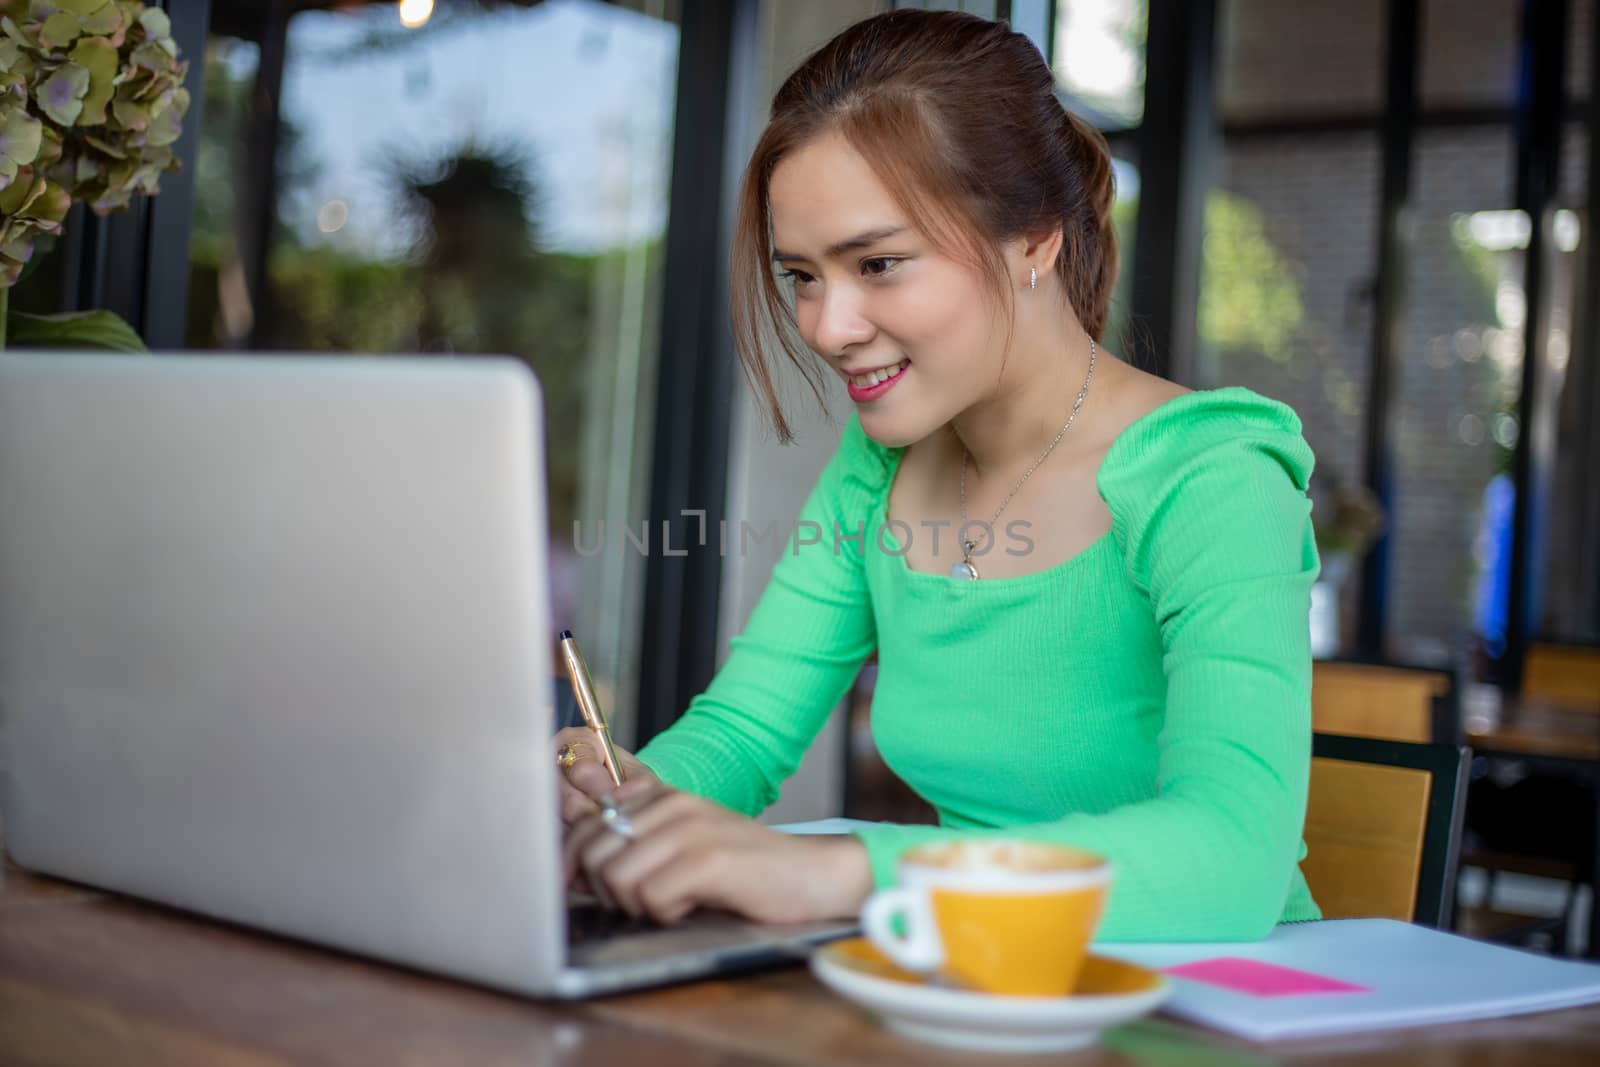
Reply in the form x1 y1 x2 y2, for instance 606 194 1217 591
80 4 123 35
0 68 27 102
38 11 83 50
0 17 30 50
51 0 114 17
35 62 89 125
0 169 40 214
34 123 61 166
0 108 42 167
129 39 168 71
145 91 182 146
6 308 148 351
137 7 169 39
69 35 117 124
29 177 69 227
0 243 33 288
111 94 147 130
82 131 125 158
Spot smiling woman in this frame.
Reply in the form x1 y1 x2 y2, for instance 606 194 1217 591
554 8 1323 943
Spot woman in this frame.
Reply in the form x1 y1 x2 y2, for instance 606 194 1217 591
555 8 1321 941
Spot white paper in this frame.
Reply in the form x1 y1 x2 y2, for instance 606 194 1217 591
771 817 884 836
1098 919 1600 1041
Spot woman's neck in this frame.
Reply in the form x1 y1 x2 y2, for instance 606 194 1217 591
950 313 1097 482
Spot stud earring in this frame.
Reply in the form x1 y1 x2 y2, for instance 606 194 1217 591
1029 266 1037 290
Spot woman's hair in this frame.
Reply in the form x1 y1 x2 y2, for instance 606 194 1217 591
731 9 1118 442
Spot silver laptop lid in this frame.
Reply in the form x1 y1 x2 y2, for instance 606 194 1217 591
0 351 565 994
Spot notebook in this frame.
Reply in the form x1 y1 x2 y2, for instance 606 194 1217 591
1101 918 1600 1041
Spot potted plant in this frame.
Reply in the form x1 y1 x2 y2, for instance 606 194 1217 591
1308 471 1385 657
0 0 189 350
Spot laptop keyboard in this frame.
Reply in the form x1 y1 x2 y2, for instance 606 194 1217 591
566 902 660 946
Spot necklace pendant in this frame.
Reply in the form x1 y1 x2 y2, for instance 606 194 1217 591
950 557 979 581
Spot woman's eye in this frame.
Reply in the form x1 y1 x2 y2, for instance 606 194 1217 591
779 269 817 287
861 257 900 278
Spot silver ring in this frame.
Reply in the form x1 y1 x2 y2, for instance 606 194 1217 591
598 800 638 840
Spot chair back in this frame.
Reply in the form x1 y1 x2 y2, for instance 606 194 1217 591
1523 643 1600 709
1311 660 1452 742
1300 733 1469 927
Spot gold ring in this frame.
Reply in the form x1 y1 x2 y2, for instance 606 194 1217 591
556 741 594 770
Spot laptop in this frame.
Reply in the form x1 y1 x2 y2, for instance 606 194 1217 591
0 351 854 997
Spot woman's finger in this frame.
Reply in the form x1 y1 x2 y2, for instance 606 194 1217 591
582 791 706 914
571 829 630 909
559 782 599 824
564 784 682 913
564 755 619 800
551 726 655 802
593 808 711 917
635 845 725 924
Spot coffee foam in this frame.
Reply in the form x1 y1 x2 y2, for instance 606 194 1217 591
907 840 1105 874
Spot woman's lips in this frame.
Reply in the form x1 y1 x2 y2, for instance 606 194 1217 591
846 360 908 403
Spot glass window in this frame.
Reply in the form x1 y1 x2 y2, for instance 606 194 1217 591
1392 129 1521 665
1051 3 1146 356
1422 0 1520 109
1218 0 1384 121
1570 0 1593 105
1052 0 1146 129
1104 151 1141 360
1197 132 1381 656
1536 122 1595 642
1201 0 1386 656
186 0 681 742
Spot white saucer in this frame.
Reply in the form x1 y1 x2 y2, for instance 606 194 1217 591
811 938 1170 1053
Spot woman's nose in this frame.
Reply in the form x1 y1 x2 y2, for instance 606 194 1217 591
811 284 875 357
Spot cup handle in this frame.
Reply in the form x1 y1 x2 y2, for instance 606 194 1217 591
861 886 943 973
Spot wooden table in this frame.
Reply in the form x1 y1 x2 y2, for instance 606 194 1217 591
1465 693 1600 959
6 853 1600 1065
1465 696 1600 763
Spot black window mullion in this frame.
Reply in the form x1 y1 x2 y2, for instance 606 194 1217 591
1504 0 1572 689
1355 0 1422 657
633 0 755 744
1130 0 1218 384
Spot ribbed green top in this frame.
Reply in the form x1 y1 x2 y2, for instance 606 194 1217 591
637 388 1322 940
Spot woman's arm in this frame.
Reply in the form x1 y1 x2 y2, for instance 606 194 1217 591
630 416 882 814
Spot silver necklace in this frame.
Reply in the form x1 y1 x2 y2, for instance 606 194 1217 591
952 339 1096 580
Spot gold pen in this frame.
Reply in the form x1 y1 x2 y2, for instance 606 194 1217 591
557 629 625 788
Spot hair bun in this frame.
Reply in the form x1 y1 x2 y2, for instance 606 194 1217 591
1057 107 1118 340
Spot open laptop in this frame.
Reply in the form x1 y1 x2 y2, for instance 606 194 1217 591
0 351 853 997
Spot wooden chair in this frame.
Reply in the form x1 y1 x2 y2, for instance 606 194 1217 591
1456 644 1596 949
1300 732 1470 927
1311 660 1455 743
1524 643 1600 709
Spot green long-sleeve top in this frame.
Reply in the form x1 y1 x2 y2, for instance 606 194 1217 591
637 387 1322 940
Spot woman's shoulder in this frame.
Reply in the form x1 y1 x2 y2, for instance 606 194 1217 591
1095 375 1314 534
1099 375 1310 480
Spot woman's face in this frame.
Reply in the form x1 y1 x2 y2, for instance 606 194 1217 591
768 131 1008 448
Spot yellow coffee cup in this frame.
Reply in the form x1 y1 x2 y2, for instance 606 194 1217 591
860 840 1111 997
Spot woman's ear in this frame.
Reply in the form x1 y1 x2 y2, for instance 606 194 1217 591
1022 226 1066 278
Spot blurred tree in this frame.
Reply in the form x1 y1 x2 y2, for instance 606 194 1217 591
1199 191 1306 366
392 143 591 532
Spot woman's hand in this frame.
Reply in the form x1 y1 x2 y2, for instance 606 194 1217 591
564 781 874 925
552 726 658 826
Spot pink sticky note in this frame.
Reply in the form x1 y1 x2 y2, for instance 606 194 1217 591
1165 957 1372 997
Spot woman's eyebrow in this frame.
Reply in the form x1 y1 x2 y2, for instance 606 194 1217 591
773 226 907 263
